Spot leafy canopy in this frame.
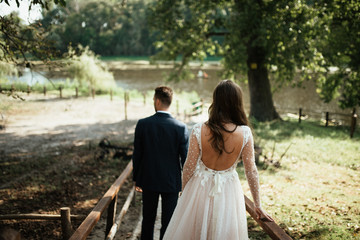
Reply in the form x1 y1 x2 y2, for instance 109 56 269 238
148 0 360 109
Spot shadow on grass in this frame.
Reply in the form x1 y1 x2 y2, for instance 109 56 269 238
251 118 360 141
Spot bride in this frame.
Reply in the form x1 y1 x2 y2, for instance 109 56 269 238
163 80 273 239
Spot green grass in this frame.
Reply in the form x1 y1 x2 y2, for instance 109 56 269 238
239 118 360 239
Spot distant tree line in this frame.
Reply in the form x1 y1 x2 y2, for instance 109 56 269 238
39 0 157 56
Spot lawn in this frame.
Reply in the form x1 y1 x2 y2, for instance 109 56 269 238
240 119 360 239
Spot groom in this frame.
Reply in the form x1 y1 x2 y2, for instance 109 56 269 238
132 86 189 240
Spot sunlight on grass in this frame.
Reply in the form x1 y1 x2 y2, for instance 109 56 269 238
239 118 360 239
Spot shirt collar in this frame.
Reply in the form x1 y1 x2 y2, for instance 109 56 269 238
157 110 171 115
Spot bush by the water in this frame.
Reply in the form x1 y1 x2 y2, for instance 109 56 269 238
66 45 116 92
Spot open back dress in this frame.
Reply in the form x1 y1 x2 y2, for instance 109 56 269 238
163 122 261 240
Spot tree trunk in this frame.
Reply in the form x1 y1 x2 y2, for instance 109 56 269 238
247 46 280 121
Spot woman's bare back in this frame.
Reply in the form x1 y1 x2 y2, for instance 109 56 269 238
201 123 245 171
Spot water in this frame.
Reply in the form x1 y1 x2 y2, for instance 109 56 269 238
111 66 358 125
8 68 65 86
8 64 359 125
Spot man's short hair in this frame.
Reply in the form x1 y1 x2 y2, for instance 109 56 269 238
154 86 173 107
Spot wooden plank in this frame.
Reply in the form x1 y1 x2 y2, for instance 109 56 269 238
244 195 292 240
192 102 203 108
0 214 84 220
69 161 133 240
106 186 135 240
191 108 202 116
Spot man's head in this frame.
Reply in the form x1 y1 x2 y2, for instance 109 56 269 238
154 86 173 111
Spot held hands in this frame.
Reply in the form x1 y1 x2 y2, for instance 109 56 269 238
255 207 274 222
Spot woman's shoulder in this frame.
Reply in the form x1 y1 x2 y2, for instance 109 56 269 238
192 122 204 131
238 125 253 143
239 125 251 131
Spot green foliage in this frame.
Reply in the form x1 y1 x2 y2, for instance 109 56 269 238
148 1 322 81
0 61 18 81
65 45 116 91
315 0 360 109
148 0 360 118
0 1 65 66
147 0 329 121
3 0 66 9
40 0 156 56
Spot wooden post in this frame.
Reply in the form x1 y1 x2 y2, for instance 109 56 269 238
110 90 113 101
43 86 46 96
124 92 128 120
298 108 302 123
69 162 133 240
75 87 78 98
350 108 357 138
59 86 63 99
11 84 14 93
325 112 329 127
105 195 118 237
61 207 73 240
143 92 146 105
176 100 179 116
27 85 31 95
92 88 95 99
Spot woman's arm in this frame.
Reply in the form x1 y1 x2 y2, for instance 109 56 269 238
182 127 200 191
242 130 273 222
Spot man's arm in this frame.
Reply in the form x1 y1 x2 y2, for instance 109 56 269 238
132 121 143 182
179 125 189 167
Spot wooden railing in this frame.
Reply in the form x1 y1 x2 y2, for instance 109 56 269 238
69 161 133 240
245 196 292 240
184 100 204 120
0 208 84 240
69 160 292 240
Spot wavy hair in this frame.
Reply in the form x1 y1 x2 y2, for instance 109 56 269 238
206 80 249 154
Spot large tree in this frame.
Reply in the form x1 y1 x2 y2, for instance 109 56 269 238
148 0 323 121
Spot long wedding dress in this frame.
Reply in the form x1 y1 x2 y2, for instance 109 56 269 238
163 123 261 240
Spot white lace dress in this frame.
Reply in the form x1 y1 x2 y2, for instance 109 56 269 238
163 123 261 240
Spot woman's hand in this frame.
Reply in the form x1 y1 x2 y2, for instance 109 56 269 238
255 207 274 222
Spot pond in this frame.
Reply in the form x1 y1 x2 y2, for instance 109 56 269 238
8 62 358 125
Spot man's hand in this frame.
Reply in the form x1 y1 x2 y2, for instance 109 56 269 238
134 182 143 192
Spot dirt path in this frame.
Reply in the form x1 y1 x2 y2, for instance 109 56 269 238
0 92 206 159
0 92 206 239
0 94 153 157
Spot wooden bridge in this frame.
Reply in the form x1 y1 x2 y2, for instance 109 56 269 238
67 161 292 240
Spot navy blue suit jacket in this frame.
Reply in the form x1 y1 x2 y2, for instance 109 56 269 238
132 112 189 193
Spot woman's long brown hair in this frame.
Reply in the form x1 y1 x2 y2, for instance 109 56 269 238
206 80 249 154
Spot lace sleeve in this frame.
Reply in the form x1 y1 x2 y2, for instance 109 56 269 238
241 128 261 208
182 125 201 191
